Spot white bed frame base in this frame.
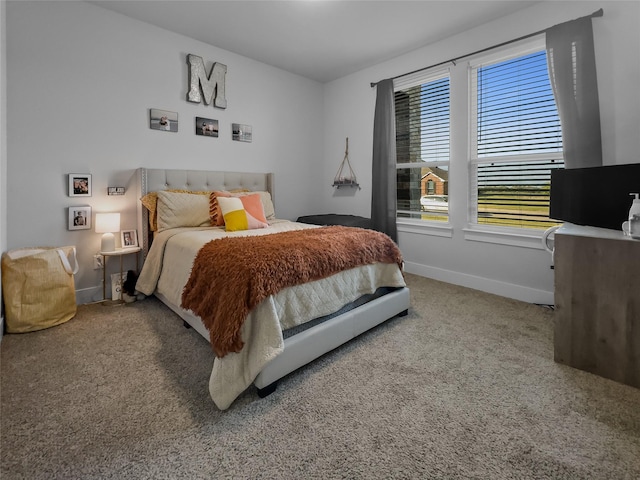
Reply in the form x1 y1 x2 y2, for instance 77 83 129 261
157 287 409 390
254 287 409 389
137 168 410 396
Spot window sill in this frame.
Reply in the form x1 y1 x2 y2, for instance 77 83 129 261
463 225 545 250
397 219 453 238
397 220 551 249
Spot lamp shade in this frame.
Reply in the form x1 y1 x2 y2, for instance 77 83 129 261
95 213 120 233
95 213 120 252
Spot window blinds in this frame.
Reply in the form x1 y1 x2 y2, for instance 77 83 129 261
475 51 562 157
395 74 450 164
472 49 564 229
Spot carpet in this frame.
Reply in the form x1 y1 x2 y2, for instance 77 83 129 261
1 274 638 479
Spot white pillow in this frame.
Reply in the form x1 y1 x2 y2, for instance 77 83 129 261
156 191 211 231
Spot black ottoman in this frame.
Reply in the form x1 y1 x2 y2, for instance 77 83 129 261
296 214 372 229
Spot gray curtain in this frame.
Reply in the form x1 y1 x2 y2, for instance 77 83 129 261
371 78 398 242
546 16 602 169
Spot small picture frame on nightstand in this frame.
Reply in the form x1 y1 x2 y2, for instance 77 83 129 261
121 230 138 248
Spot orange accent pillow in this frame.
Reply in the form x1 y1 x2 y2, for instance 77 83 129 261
209 191 231 226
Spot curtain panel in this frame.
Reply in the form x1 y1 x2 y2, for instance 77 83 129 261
371 78 398 242
546 16 603 169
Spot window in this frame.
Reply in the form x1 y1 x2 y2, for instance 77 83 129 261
395 69 450 222
470 38 563 229
426 179 435 195
393 36 563 237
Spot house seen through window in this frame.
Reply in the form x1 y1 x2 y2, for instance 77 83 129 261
395 70 450 222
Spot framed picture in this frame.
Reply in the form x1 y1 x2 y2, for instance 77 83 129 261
121 229 138 248
231 123 252 143
68 174 92 197
150 108 178 132
111 272 127 301
68 206 91 231
196 117 219 137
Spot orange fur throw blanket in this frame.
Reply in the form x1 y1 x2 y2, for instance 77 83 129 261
181 226 403 357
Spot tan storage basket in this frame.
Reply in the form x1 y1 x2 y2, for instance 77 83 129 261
2 246 79 333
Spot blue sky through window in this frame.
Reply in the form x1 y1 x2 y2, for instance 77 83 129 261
477 51 562 157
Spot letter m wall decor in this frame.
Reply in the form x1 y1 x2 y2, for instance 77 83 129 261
187 54 228 109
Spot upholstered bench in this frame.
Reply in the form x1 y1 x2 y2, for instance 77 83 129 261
296 214 372 229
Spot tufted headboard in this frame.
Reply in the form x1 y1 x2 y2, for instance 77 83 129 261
136 168 275 258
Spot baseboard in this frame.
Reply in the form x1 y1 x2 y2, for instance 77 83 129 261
75 286 104 305
76 270 554 306
404 262 554 306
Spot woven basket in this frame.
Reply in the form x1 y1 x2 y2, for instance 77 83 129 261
2 246 78 333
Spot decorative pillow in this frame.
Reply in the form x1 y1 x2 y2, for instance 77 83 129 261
141 190 210 231
156 191 211 232
209 191 232 226
210 190 276 226
236 193 269 224
217 195 269 232
253 191 276 220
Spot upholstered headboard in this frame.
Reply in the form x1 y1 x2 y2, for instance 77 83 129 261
136 168 275 257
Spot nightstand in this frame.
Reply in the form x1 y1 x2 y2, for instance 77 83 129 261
100 247 141 304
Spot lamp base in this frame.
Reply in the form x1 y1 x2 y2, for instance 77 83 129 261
101 232 116 252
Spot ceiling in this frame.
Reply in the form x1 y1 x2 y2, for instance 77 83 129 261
89 0 540 83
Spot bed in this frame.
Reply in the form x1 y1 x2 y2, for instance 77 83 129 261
135 168 410 409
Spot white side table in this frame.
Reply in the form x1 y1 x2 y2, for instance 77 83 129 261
100 247 141 304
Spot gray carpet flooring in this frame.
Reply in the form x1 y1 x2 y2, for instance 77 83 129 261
1 273 639 479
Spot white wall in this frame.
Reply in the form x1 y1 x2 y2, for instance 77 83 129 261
322 1 640 304
6 1 639 307
6 1 324 303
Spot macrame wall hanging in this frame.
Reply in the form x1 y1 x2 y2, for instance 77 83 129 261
332 137 360 189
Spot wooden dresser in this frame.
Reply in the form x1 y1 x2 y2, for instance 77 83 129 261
554 224 640 388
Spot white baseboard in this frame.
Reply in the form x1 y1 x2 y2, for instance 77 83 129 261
404 261 554 306
76 285 104 305
75 270 554 307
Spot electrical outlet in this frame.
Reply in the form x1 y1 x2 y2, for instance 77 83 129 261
93 254 104 270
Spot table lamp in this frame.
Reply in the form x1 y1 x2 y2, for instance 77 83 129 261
96 213 121 252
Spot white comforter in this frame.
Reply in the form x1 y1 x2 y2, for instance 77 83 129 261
136 219 406 409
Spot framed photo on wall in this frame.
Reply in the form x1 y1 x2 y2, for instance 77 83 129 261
150 108 178 132
121 230 138 248
196 117 219 137
231 123 252 142
68 174 92 197
68 206 92 230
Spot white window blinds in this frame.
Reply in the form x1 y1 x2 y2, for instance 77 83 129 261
395 72 450 165
474 51 562 158
470 42 564 229
395 70 450 222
